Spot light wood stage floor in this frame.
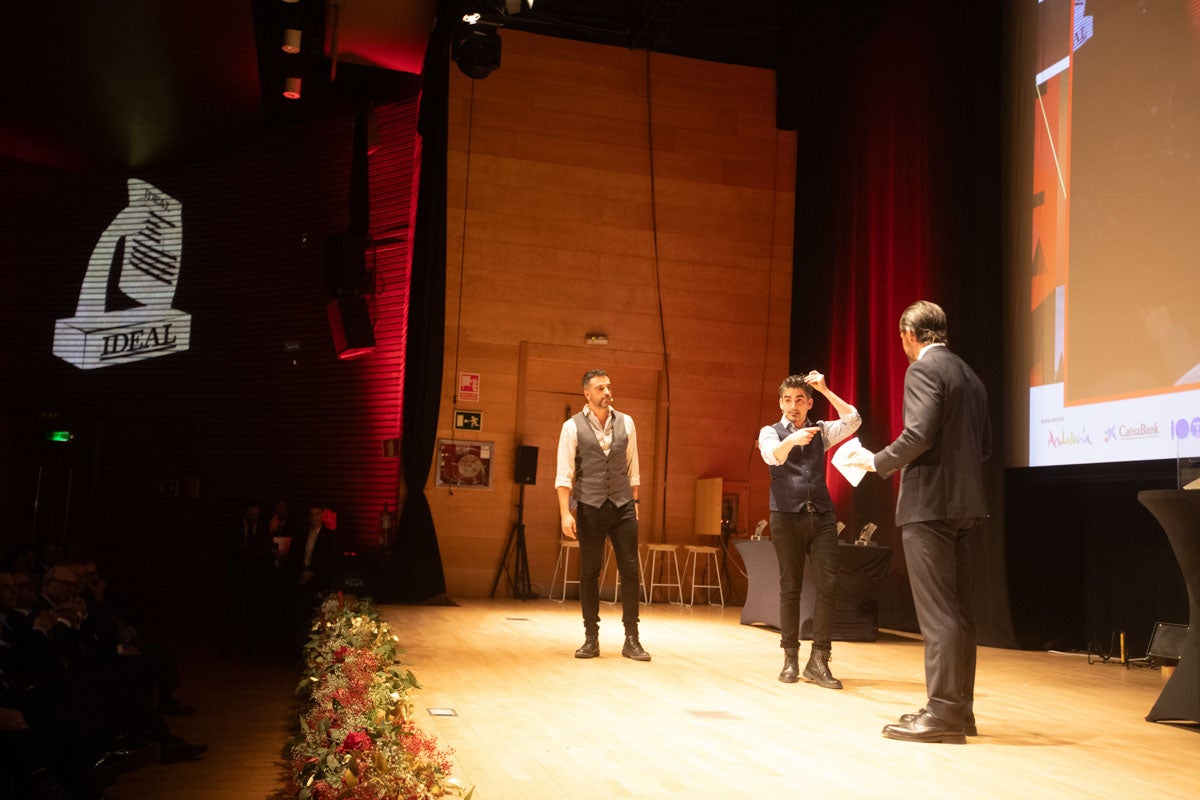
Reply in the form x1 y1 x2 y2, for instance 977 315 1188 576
109 598 1198 799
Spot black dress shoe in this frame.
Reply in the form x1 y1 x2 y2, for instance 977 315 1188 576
158 696 196 716
882 709 966 744
574 637 600 659
900 707 977 736
621 635 651 662
94 742 156 773
160 737 209 763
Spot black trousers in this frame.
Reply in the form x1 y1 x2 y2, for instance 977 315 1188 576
575 499 640 636
770 508 838 651
901 517 978 727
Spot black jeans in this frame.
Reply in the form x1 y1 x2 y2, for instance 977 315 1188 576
770 508 838 650
576 499 640 636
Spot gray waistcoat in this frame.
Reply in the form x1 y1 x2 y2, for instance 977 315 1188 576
572 411 633 508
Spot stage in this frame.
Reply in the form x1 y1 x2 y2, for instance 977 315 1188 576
111 598 1197 799
387 599 1198 799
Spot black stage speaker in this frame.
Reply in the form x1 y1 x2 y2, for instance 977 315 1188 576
326 232 368 295
515 444 538 485
1147 622 1188 663
326 296 375 359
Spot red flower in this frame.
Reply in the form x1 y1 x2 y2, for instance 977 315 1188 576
338 730 374 753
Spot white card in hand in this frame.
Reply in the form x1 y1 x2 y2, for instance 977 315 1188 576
831 437 867 487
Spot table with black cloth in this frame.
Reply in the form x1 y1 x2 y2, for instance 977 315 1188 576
734 538 892 641
1137 489 1200 724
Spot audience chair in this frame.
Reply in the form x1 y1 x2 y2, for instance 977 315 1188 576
682 543 724 607
642 542 683 605
549 537 580 602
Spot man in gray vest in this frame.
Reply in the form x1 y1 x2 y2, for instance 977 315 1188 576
758 371 860 688
555 369 649 661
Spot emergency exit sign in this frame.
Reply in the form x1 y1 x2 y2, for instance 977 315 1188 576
454 411 483 431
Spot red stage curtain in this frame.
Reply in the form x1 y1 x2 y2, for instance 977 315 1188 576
788 1 1015 644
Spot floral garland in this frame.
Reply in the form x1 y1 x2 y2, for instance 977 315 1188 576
290 593 472 800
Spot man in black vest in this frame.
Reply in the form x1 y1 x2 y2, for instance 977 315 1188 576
845 300 990 743
555 369 649 661
757 371 860 688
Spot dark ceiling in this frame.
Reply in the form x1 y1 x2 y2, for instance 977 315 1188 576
0 0 891 172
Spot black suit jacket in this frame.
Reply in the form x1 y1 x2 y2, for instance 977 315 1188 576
288 526 340 592
874 345 991 526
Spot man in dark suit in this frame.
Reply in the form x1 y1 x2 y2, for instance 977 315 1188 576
290 506 340 594
286 506 341 654
847 300 990 744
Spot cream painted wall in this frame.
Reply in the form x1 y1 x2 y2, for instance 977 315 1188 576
432 30 795 598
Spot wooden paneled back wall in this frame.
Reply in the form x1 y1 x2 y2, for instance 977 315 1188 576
431 31 796 597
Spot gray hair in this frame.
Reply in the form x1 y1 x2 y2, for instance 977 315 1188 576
899 300 948 345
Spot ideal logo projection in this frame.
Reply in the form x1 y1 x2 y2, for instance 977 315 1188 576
53 179 191 369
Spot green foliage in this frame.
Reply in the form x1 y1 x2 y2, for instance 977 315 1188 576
288 593 471 800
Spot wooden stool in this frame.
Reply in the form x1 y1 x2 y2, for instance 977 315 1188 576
549 538 580 602
600 539 645 605
682 544 724 607
643 543 683 605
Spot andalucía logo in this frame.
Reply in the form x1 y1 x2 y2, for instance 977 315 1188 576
1047 429 1093 448
1103 422 1160 443
53 179 190 369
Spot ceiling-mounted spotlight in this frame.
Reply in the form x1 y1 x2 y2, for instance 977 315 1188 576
282 28 302 54
452 24 502 79
283 76 302 99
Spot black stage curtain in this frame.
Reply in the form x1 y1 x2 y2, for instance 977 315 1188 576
784 0 1017 647
390 8 452 601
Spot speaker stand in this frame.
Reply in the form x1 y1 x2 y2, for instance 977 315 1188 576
490 483 535 599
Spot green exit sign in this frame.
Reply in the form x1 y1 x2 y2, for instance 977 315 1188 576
45 430 74 443
454 411 483 431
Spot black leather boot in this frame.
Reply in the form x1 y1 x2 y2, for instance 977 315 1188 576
802 648 843 689
621 634 651 661
574 633 600 659
778 647 800 683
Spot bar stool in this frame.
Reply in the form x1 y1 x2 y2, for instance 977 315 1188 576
682 544 724 607
549 538 580 602
601 539 646 604
643 543 683 605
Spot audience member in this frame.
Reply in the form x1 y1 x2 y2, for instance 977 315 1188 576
0 556 208 798
221 501 273 658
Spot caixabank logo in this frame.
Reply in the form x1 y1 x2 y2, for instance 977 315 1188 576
53 179 191 369
1103 422 1160 443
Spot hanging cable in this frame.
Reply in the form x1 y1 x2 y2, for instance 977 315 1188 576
747 128 783 486
644 51 671 544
